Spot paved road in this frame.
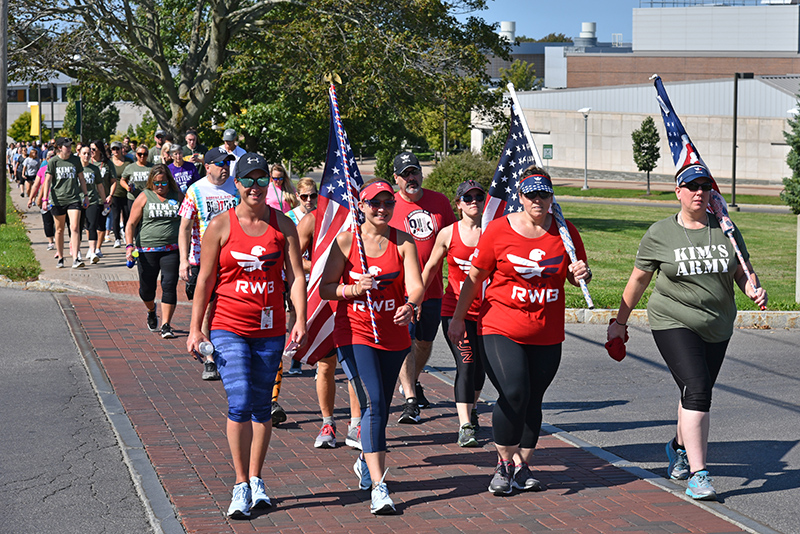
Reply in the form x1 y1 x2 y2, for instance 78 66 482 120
0 288 153 534
427 323 800 534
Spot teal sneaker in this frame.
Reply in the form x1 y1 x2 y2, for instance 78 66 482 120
666 441 690 480
686 470 717 500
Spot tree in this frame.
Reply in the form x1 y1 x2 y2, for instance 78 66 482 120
10 0 508 144
480 116 510 164
781 106 800 214
516 33 573 43
8 111 51 143
62 83 120 143
499 60 539 92
631 116 661 195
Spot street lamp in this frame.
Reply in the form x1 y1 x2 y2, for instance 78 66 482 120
731 72 753 211
578 107 591 190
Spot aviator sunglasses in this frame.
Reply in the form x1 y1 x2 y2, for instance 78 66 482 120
681 181 713 192
238 176 270 188
523 190 553 201
299 193 318 201
460 193 485 203
365 199 396 209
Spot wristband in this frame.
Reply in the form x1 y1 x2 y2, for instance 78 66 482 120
350 283 357 298
614 319 627 327
126 244 135 249
340 284 347 300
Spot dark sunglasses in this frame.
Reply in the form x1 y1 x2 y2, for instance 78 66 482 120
299 193 318 201
152 180 169 187
461 194 485 203
523 190 553 201
399 168 420 178
366 199 396 209
136 152 147 156
681 181 713 192
111 147 120 151
211 160 230 167
238 176 270 188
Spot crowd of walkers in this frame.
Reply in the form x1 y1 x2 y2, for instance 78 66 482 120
8 127 768 520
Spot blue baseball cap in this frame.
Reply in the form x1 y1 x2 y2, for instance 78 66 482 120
519 173 554 195
676 164 713 186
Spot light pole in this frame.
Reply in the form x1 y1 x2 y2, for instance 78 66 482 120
731 72 753 211
578 107 591 190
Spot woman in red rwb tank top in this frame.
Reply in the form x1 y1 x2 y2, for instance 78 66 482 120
448 166 592 497
186 153 306 519
320 179 424 515
420 180 487 448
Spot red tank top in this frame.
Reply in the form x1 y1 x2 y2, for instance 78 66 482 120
334 229 411 351
211 208 286 338
441 222 482 321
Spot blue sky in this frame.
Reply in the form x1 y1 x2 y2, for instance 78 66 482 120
463 0 641 43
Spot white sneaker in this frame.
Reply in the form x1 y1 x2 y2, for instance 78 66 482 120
113 239 121 248
89 252 100 264
370 482 395 515
227 482 252 519
249 476 271 510
95 250 104 259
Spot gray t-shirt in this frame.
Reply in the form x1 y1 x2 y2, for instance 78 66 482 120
635 214 749 343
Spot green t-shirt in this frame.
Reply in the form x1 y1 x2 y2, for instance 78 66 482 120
634 214 749 343
95 160 116 199
148 146 163 165
82 162 102 205
135 189 182 248
122 162 153 201
46 154 84 206
113 161 130 198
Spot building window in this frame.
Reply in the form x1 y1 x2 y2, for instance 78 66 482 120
7 89 27 102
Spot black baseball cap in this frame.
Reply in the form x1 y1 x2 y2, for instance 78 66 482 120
393 151 421 175
55 137 73 147
236 152 269 178
455 180 485 199
204 147 235 164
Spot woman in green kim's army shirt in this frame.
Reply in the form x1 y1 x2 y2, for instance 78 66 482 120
121 144 154 212
44 137 90 269
607 164 767 502
78 145 106 265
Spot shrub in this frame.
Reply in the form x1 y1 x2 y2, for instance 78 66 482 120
425 151 495 213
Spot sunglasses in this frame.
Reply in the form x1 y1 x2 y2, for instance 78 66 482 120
523 190 553 201
238 176 270 188
136 152 147 157
152 180 169 187
399 169 421 178
111 147 120 151
461 193 485 203
365 199 396 209
211 160 230 167
681 181 713 192
299 193 318 201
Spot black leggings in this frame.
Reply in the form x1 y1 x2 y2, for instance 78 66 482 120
111 196 129 240
41 210 55 238
441 317 486 404
481 334 561 448
137 250 180 305
84 204 104 241
652 328 729 413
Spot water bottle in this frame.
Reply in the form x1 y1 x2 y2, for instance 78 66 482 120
102 203 111 216
126 249 139 268
198 341 215 357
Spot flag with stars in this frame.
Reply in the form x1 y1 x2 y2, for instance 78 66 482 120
482 102 536 227
653 75 719 190
289 92 364 365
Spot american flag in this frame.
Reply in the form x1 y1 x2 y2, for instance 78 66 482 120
653 75 718 191
289 91 364 365
482 102 536 227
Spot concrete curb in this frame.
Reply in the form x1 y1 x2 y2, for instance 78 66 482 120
424 365 780 534
566 308 800 329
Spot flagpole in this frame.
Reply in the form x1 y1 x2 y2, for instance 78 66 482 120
506 83 595 309
328 84 380 343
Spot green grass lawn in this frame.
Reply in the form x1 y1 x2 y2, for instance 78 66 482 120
558 201 799 310
0 182 41 281
555 186 786 206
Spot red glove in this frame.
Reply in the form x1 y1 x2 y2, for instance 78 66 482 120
605 318 629 362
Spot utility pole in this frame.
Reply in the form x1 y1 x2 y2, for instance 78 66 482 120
1 0 9 224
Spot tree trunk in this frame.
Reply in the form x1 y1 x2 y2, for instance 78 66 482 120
646 170 651 195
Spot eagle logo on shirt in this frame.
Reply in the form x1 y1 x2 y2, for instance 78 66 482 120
507 249 563 279
349 265 400 290
231 246 281 272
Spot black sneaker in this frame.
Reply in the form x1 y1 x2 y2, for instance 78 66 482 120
271 401 287 425
201 360 220 380
415 381 430 409
512 462 542 491
397 398 421 424
146 310 158 332
160 323 175 339
489 461 514 495
56 257 64 269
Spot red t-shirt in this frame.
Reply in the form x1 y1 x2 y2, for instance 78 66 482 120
472 216 586 345
334 229 411 351
211 208 286 338
441 222 482 321
389 189 456 301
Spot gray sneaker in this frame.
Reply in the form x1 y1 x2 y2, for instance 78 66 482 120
457 423 479 447
488 461 513 495
685 470 716 500
666 440 690 480
201 360 220 380
512 462 542 491
314 423 336 448
345 425 362 450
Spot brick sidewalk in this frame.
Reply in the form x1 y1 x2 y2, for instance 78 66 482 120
70 294 747 534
